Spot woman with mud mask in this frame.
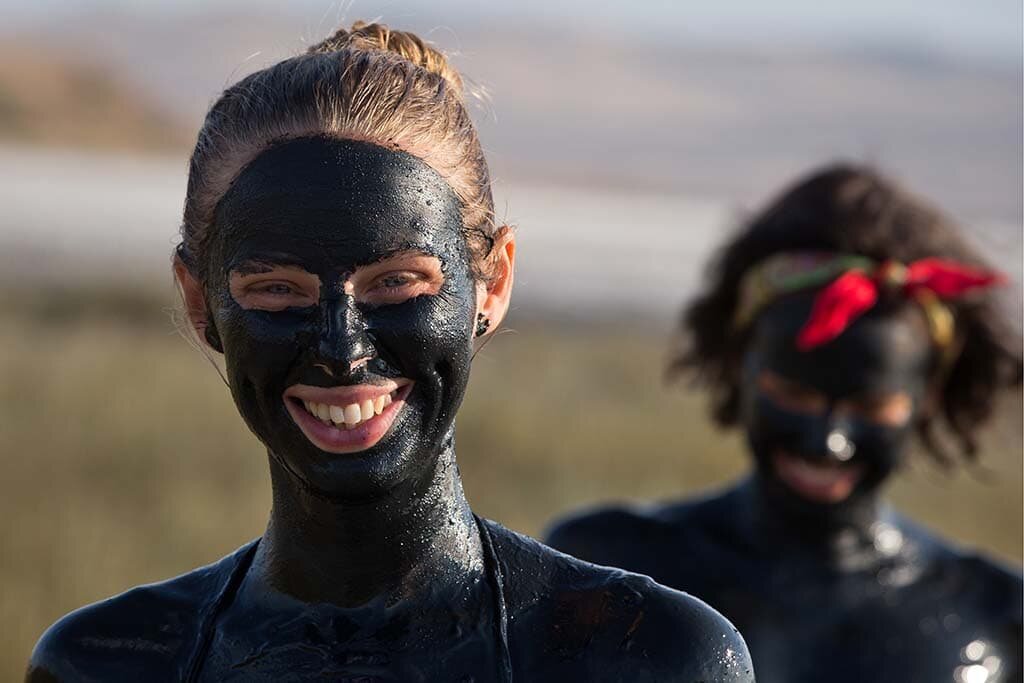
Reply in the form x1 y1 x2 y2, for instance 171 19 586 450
548 164 1023 682
26 22 753 683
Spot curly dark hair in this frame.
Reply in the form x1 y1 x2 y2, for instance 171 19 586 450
669 162 1022 463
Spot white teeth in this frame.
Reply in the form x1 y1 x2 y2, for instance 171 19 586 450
299 389 402 429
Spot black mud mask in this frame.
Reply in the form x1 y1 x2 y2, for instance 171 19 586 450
204 137 475 500
740 293 936 504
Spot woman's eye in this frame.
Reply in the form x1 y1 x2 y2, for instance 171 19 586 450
378 274 413 289
258 282 298 295
365 272 437 301
778 391 827 414
228 267 320 311
855 394 913 426
758 371 827 415
352 256 445 306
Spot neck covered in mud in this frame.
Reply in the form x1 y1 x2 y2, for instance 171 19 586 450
247 434 484 608
738 472 907 572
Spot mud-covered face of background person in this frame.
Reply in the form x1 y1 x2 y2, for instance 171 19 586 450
740 291 937 507
196 137 478 501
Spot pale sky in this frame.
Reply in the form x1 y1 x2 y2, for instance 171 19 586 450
7 0 1022 66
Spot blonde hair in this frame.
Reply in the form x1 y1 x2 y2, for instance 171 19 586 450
179 21 495 281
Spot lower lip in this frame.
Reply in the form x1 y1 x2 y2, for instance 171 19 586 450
284 385 412 455
772 452 865 504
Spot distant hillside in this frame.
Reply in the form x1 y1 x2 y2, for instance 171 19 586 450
5 8 1020 222
0 42 191 152
2 8 1022 222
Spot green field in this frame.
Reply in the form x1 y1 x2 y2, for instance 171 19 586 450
2 286 1020 680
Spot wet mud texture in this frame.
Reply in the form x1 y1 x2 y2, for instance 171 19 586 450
25 521 754 682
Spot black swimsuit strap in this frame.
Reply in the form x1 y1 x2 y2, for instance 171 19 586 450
184 539 259 683
476 515 514 682
185 521 513 682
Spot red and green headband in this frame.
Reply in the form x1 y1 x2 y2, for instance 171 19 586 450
734 251 1004 351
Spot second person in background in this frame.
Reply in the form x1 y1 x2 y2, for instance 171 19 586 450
548 164 1022 683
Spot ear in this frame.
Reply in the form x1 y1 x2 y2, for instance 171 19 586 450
173 255 223 353
475 226 516 337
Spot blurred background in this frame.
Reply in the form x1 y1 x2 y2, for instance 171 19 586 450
1 0 1021 676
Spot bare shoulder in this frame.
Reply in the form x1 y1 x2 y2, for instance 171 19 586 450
576 569 754 682
944 539 1023 626
487 520 754 681
544 492 732 571
898 514 1023 620
26 541 256 682
27 583 190 682
544 502 671 566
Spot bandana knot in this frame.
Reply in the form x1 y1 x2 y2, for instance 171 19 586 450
876 260 908 289
734 252 1004 352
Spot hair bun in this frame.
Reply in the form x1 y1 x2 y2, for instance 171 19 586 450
308 21 463 96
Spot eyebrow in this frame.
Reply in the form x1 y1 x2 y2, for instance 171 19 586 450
229 258 314 276
364 247 440 267
846 387 910 402
228 246 442 277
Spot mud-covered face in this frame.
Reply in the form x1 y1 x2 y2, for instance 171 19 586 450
740 292 935 506
204 137 476 501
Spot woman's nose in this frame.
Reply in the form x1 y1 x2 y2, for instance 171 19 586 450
816 410 857 463
315 295 375 376
824 427 856 462
793 410 856 463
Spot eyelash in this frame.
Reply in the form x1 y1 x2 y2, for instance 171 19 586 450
252 281 299 296
374 273 422 291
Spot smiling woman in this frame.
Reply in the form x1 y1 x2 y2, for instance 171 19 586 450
546 163 1024 682
24 21 752 683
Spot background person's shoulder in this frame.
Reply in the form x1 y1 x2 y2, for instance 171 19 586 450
543 500 674 566
543 490 735 569
948 543 1023 624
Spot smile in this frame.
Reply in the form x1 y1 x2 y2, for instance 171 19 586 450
283 381 413 454
772 451 866 504
301 393 396 429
